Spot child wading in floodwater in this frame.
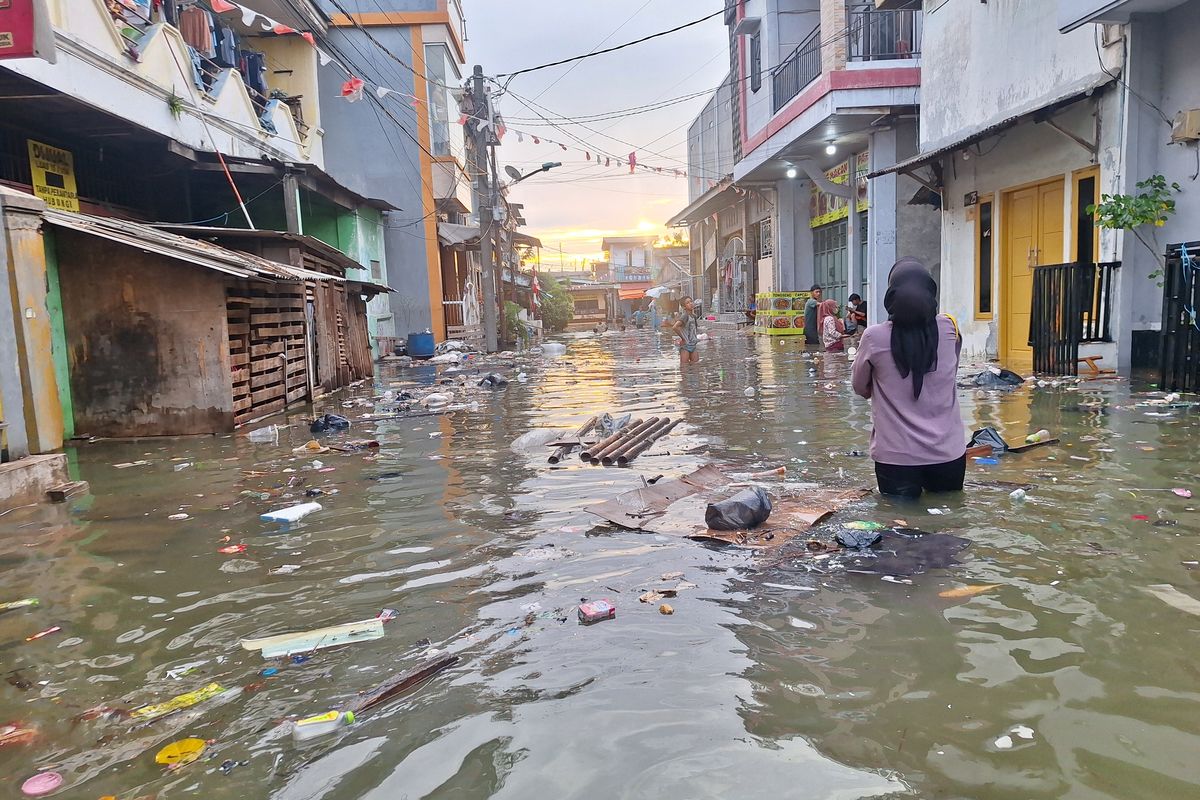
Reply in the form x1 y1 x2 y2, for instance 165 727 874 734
672 296 701 367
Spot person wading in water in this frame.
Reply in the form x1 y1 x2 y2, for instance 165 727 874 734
851 258 966 498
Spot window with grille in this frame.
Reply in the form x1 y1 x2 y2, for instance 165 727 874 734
757 217 773 259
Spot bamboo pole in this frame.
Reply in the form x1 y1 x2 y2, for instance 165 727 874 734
617 419 681 466
548 415 598 464
601 417 673 466
589 417 661 465
580 418 642 462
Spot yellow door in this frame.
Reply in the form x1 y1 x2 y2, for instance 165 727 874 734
1002 179 1064 367
1003 187 1038 365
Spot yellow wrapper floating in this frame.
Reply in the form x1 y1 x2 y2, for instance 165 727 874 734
155 737 207 767
130 682 225 722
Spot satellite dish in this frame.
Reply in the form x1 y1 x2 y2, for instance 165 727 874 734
504 165 523 182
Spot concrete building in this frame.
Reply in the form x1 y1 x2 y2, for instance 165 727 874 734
669 1 936 327
870 0 1198 374
602 235 656 319
316 0 471 344
0 0 393 463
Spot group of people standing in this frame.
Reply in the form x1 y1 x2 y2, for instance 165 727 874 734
665 259 966 501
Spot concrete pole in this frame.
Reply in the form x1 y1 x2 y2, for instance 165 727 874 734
846 152 860 308
282 172 303 235
868 129 899 325
0 187 63 456
472 65 498 353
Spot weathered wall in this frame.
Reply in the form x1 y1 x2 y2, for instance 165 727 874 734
936 97 1122 361
893 120 942 288
316 23 436 340
919 0 1118 150
55 232 233 437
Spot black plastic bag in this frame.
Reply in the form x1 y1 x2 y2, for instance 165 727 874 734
705 487 772 531
970 426 1010 454
835 530 882 550
972 368 1024 388
478 373 509 388
310 414 351 433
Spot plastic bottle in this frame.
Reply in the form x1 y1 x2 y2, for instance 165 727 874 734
291 710 355 742
247 425 278 443
1025 429 1051 444
260 502 322 524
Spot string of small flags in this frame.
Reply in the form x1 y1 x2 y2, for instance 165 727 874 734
203 0 718 182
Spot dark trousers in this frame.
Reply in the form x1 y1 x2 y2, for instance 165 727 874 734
875 454 966 499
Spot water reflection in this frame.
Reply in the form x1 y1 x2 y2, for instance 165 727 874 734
0 329 1197 798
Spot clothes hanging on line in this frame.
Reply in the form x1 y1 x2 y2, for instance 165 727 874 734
239 50 267 97
178 5 214 57
214 23 238 67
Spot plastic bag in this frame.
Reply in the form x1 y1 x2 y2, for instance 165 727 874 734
970 426 1010 454
310 414 351 433
705 487 772 531
835 529 883 549
597 412 632 437
972 367 1024 388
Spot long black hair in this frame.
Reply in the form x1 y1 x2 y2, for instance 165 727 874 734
884 258 939 399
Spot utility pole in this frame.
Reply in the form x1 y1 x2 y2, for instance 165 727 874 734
489 140 508 348
471 65 499 353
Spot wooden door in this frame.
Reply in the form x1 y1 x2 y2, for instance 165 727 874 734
1002 186 1038 365
1002 180 1064 366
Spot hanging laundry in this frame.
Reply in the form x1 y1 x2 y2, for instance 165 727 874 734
628 151 637 173
214 24 238 68
178 6 215 58
239 50 267 96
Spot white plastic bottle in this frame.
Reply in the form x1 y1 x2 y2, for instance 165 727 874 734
291 710 355 742
260 502 322 524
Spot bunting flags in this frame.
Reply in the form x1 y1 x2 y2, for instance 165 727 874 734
341 77 365 102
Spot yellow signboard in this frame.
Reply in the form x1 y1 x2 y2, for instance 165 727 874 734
27 139 78 211
810 151 869 228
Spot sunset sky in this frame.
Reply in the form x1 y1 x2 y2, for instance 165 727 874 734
468 1 729 270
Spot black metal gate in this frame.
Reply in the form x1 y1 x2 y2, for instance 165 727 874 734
1160 242 1200 392
1030 261 1120 376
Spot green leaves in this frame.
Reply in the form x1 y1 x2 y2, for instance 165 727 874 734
1088 174 1180 282
539 276 575 332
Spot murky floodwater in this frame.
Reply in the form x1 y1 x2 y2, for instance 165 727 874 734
2 331 1199 799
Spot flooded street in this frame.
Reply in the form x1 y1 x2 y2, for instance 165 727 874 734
2 330 1199 799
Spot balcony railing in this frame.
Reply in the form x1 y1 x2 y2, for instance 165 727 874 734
771 26 821 113
847 8 922 62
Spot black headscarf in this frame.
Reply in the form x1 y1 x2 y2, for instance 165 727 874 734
884 257 939 399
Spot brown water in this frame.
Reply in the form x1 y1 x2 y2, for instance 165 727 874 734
2 331 1199 799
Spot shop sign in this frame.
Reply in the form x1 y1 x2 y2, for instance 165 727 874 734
27 140 79 211
0 0 56 63
810 151 870 228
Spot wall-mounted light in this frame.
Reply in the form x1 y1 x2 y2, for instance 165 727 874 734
785 167 798 179
825 141 837 156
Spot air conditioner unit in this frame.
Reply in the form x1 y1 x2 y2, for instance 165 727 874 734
1171 109 1200 144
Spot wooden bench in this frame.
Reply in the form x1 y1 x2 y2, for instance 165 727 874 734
1077 356 1115 375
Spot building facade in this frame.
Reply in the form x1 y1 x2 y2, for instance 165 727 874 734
0 0 395 457
871 0 1198 373
316 0 470 344
670 0 937 327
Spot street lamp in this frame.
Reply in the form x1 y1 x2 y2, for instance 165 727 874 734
504 162 562 185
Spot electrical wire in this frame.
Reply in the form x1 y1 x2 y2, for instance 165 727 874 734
527 0 654 103
497 9 725 80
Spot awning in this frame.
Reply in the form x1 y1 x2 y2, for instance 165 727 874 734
619 288 647 300
153 224 365 275
512 231 542 248
868 82 1112 181
666 182 737 227
44 211 339 283
438 222 481 248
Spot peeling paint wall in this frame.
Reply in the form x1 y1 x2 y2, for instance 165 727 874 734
55 232 234 437
919 0 1119 152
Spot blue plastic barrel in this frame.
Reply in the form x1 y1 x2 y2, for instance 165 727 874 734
407 331 436 358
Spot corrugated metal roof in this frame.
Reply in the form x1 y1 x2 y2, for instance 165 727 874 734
151 224 364 274
867 82 1112 180
43 211 343 284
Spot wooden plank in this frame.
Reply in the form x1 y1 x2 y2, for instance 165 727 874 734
250 371 284 389
233 396 253 413
250 342 284 357
250 384 285 404
254 324 304 337
230 352 250 367
252 398 286 417
228 323 250 336
286 385 309 404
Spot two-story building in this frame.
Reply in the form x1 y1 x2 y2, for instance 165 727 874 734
870 0 1197 376
669 0 938 326
316 0 471 345
0 0 394 457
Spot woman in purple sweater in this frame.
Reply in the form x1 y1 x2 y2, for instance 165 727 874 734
851 258 966 498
